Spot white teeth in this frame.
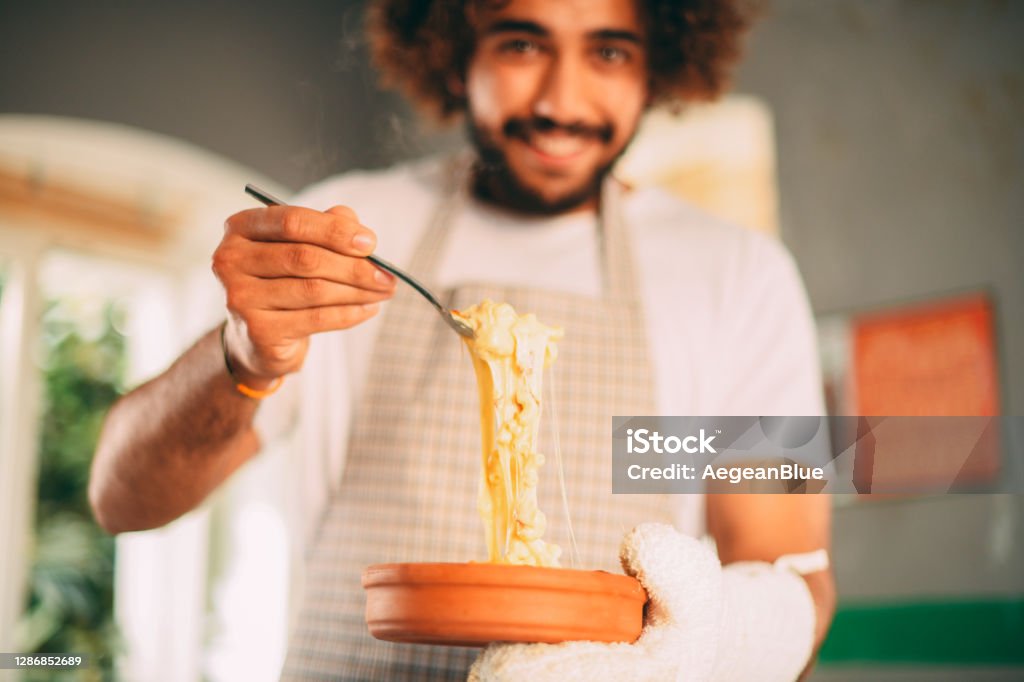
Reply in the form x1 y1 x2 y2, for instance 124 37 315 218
530 134 587 158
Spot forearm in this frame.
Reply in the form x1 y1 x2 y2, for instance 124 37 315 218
89 326 262 534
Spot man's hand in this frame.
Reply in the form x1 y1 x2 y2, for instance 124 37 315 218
90 204 398 533
212 204 397 385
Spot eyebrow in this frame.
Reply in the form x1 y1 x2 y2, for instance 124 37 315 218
484 19 643 45
484 19 549 37
590 29 643 45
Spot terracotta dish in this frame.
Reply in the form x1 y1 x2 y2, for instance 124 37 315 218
362 562 647 647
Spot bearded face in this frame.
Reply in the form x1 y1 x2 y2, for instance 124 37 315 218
463 0 649 215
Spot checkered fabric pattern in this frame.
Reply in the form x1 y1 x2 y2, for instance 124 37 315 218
281 163 673 681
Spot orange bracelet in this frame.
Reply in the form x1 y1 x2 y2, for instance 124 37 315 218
219 322 283 399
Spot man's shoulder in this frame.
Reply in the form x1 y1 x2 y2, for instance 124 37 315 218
626 184 793 274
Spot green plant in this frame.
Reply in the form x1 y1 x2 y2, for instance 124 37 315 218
17 299 127 681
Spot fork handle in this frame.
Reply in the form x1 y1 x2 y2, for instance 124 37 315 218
366 254 444 313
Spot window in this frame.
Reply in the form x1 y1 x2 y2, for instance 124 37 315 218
17 251 141 679
0 116 293 682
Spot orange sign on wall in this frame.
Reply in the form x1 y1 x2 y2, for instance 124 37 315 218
850 293 1000 489
852 293 999 416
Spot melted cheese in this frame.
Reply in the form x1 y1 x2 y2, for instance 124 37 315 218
454 300 563 567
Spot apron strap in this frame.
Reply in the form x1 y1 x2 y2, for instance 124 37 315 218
598 176 644 306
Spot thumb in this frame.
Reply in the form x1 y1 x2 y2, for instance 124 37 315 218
324 204 360 221
324 205 377 253
620 524 724 681
619 523 722 626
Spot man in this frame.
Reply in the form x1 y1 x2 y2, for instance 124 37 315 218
89 0 835 679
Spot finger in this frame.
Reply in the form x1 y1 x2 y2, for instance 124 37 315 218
239 277 394 311
234 241 395 291
249 303 382 339
228 205 377 257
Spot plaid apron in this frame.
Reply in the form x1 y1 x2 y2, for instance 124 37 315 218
281 161 673 680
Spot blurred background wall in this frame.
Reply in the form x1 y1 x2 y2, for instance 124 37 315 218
1 1 1022 680
2 0 1021 391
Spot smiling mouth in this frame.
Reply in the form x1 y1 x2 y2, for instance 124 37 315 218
523 132 593 160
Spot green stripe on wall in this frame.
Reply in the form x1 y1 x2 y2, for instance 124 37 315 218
820 598 1024 665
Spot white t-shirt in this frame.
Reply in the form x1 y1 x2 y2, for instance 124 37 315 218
257 155 824 545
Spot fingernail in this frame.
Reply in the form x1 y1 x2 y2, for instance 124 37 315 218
352 233 374 252
374 268 393 284
362 302 380 313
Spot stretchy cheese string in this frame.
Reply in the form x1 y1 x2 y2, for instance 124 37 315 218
547 366 580 569
455 300 567 567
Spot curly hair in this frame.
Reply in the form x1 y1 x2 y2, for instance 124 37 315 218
367 0 756 122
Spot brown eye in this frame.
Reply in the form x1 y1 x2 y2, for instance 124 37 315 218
501 38 539 55
596 45 628 64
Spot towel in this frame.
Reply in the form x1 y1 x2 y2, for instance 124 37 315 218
468 523 817 682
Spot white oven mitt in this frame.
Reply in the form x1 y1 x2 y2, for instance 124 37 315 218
467 523 820 682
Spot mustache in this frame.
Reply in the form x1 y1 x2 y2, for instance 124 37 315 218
504 116 614 144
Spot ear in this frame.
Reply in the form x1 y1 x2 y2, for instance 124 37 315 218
447 72 466 97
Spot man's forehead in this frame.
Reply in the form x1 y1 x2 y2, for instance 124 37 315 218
472 0 644 37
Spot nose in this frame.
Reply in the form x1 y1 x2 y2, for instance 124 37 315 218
532 52 594 126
